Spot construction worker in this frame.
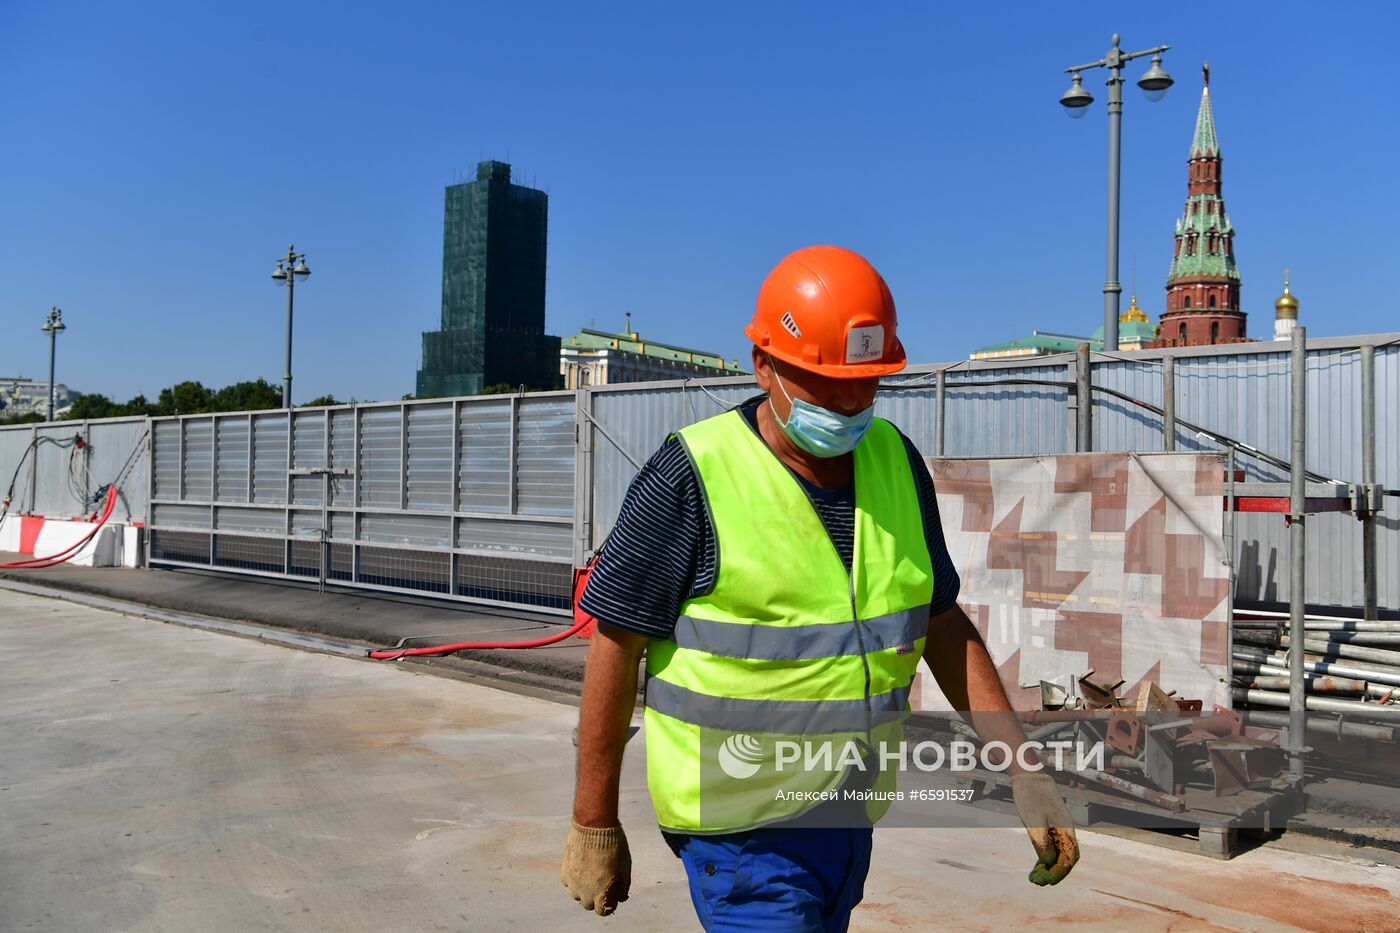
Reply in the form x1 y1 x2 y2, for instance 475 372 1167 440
561 246 1078 929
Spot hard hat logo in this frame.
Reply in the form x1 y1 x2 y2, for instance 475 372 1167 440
746 245 907 379
846 325 884 364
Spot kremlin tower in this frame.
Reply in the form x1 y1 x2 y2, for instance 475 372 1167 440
1152 65 1248 347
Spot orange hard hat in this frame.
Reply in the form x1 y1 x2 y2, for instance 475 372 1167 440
745 245 906 379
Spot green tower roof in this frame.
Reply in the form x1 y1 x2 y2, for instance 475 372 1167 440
1191 67 1219 158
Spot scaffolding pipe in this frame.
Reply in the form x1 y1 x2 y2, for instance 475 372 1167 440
1234 608 1400 625
1241 709 1395 742
1233 647 1400 688
1162 354 1175 451
1237 628 1400 646
1288 325 1307 781
1361 344 1378 622
1233 620 1400 633
1249 675 1394 699
1235 688 1400 723
1299 633 1400 647
1285 637 1400 668
1076 343 1092 452
1233 659 1396 688
935 368 946 457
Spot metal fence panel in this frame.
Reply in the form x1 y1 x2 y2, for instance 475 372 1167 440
1092 359 1166 454
357 407 401 509
87 418 149 523
182 418 214 502
941 364 1070 458
0 426 33 515
406 403 453 511
515 397 576 517
252 413 288 504
32 424 81 516
329 409 354 506
215 416 250 503
146 399 578 613
458 398 511 513
153 420 180 501
291 411 325 506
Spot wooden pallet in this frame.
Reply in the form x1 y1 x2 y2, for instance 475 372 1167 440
954 767 1304 859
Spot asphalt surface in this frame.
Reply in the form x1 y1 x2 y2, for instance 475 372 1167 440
0 559 593 694
5 587 1400 932
3 558 1398 842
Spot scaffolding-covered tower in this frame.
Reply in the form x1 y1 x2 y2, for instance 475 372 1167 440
417 161 561 396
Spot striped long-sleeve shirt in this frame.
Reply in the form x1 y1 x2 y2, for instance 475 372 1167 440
580 399 960 639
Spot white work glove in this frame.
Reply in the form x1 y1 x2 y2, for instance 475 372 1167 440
560 820 632 916
1010 772 1080 886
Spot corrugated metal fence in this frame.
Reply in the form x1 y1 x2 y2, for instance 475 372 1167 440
0 417 149 523
3 333 1395 613
142 394 578 612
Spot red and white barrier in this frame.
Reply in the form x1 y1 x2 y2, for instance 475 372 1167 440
0 514 140 567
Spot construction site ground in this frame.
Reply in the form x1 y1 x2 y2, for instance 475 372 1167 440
3 566 1399 931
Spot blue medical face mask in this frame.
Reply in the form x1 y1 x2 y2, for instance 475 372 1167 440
770 369 874 458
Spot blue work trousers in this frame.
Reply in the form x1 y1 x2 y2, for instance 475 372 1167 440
668 826 874 932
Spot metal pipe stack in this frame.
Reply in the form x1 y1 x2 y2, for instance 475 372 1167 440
1231 619 1400 731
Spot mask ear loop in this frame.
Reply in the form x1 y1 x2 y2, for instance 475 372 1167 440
766 353 794 428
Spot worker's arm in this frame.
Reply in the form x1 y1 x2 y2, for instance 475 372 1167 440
922 603 1080 885
572 622 649 826
561 621 648 916
922 603 1034 770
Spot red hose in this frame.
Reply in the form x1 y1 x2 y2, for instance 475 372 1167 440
367 613 592 659
368 560 599 659
1 487 118 569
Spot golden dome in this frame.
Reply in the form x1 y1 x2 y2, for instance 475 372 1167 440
1120 294 1151 324
1275 272 1299 320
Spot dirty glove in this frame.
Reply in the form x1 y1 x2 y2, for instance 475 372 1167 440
1010 772 1080 886
560 820 631 916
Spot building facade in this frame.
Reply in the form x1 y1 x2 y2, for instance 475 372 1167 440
1090 295 1159 351
417 161 561 396
1150 66 1248 348
969 331 1100 360
560 327 744 387
1 377 73 418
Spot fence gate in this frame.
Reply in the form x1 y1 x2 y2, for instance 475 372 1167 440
145 395 578 613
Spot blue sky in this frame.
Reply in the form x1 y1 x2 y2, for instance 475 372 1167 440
1 1 1396 403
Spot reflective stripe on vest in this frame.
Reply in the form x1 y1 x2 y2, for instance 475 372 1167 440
673 605 929 661
643 408 934 833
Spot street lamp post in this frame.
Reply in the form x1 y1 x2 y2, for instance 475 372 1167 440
1060 34 1174 352
271 245 311 408
40 307 66 421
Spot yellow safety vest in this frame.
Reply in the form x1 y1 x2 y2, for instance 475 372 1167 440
643 408 933 833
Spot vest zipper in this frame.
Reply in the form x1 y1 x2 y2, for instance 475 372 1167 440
745 410 876 740
787 477 875 741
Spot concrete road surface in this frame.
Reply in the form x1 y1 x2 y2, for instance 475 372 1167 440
2 588 1398 932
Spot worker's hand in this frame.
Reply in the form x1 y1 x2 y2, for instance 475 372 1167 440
1010 772 1079 886
560 819 631 916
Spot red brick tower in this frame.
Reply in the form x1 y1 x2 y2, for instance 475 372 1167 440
1155 64 1247 347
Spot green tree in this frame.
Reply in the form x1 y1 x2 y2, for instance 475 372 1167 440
124 394 157 416
212 379 282 412
155 381 215 415
60 393 127 420
301 394 342 408
0 412 43 425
